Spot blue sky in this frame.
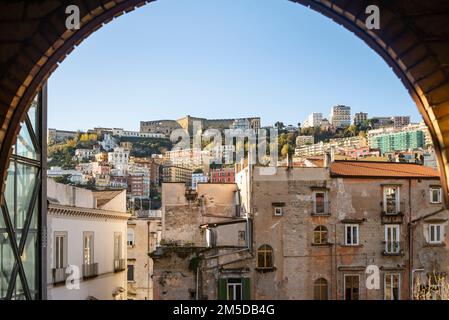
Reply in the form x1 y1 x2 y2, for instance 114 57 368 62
48 0 420 131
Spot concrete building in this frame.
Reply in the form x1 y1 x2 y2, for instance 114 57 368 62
303 113 323 128
295 136 366 158
296 135 314 147
164 148 210 170
330 105 351 128
368 122 433 148
209 167 235 183
235 161 448 300
111 128 165 139
370 130 425 154
127 216 162 300
108 147 130 168
393 116 411 128
46 179 129 300
152 183 249 300
353 112 368 126
191 173 208 190
162 165 193 185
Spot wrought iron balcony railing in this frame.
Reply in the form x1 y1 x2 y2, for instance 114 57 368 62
382 241 404 256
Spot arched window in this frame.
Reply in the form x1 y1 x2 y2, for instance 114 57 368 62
314 226 328 244
257 245 274 269
127 229 135 246
314 278 329 300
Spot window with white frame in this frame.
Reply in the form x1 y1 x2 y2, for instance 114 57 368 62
127 229 135 246
429 224 444 244
383 186 400 214
430 187 442 204
344 224 359 246
54 232 67 269
83 231 94 265
385 225 400 254
384 274 400 300
273 206 283 216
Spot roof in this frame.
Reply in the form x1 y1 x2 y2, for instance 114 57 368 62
92 190 124 207
330 161 440 179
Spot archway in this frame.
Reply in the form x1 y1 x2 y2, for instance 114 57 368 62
0 0 448 299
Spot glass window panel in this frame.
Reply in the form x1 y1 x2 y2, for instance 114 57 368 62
4 161 15 227
21 232 38 296
16 122 38 160
27 97 38 137
15 164 37 229
0 231 14 298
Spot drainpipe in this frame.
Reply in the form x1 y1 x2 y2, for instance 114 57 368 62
408 178 413 300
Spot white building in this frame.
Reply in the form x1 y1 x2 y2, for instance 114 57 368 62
108 147 130 168
330 105 351 128
47 167 86 184
191 173 208 190
303 112 323 128
75 148 98 160
111 128 165 139
46 179 129 300
367 121 432 147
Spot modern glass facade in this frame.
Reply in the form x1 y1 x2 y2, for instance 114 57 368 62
0 87 46 299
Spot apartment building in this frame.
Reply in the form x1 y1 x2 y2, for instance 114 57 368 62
370 130 425 154
303 113 323 128
235 161 448 300
353 112 368 126
152 183 249 300
209 167 235 183
330 105 351 128
368 122 432 149
192 173 208 190
162 165 193 185
127 216 162 300
46 179 129 300
108 147 130 168
295 136 365 158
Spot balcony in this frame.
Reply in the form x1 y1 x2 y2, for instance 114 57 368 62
380 201 405 224
52 267 67 284
114 259 126 272
82 263 99 279
382 241 404 256
312 201 331 216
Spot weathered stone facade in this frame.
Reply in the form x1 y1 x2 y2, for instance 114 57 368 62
126 216 161 300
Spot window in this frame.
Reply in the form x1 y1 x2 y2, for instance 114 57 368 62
344 275 359 300
227 279 242 300
273 207 283 216
314 278 328 300
345 224 359 246
383 186 400 214
429 224 444 244
430 187 442 204
127 229 135 246
257 245 274 269
385 274 400 300
385 225 400 254
313 226 328 245
127 264 134 281
54 232 67 269
114 232 122 260
83 232 94 265
313 191 327 214
238 230 246 246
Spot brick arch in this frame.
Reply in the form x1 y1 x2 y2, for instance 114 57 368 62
0 0 449 198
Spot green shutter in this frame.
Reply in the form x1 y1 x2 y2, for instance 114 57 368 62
218 278 227 300
242 278 251 300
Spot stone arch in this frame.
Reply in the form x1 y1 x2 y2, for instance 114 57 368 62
0 0 449 198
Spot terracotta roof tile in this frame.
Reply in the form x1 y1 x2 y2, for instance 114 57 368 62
330 161 440 178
